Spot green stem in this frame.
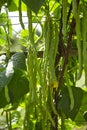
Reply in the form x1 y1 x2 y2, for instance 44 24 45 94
19 0 25 29
4 7 11 60
6 111 9 129
9 112 12 130
27 7 34 44
4 25 10 59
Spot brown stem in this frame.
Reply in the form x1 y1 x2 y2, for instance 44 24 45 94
57 17 76 95
52 8 63 130
57 0 80 96
67 2 72 24
55 8 63 78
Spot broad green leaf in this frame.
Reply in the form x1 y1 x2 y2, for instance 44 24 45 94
9 52 26 70
75 91 87 125
0 52 28 108
22 0 45 14
58 87 84 120
8 0 27 11
0 88 8 108
8 0 18 11
7 0 13 7
8 69 29 103
19 29 29 47
0 52 26 90
0 60 14 90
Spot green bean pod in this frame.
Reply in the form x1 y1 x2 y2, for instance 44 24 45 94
65 70 74 111
19 0 25 29
62 0 67 40
72 0 77 18
83 6 87 86
76 8 83 79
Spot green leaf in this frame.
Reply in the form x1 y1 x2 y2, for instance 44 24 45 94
0 88 8 108
75 91 87 125
10 52 26 70
7 0 13 7
0 59 14 90
0 52 28 108
0 52 26 90
22 0 45 14
8 69 29 103
58 87 84 120
8 0 27 11
8 0 18 11
0 57 14 107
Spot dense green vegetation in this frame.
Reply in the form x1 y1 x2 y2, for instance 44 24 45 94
0 0 87 129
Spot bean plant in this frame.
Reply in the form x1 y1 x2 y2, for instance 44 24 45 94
0 0 87 130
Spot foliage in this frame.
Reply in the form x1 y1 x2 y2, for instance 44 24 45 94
0 0 87 130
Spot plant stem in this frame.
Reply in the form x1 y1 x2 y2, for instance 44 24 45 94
27 7 34 44
19 0 25 29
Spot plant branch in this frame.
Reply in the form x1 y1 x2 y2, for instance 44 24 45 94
57 0 80 95
57 17 76 95
67 2 72 23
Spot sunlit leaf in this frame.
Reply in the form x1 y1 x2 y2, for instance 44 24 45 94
8 0 18 11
